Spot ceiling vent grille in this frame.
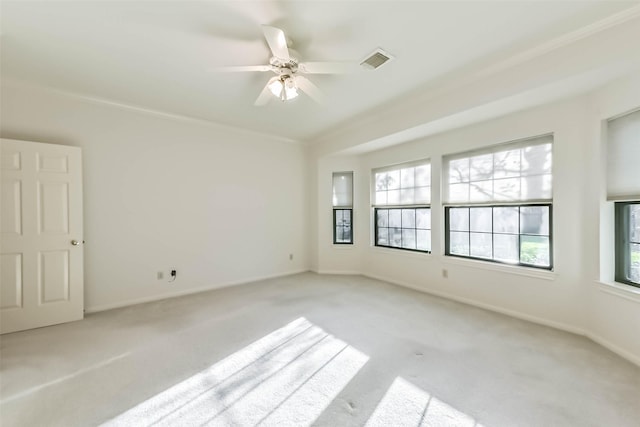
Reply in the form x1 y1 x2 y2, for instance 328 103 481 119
360 48 394 70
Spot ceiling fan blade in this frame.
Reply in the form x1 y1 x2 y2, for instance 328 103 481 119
262 25 290 61
211 65 273 72
295 76 325 104
299 62 359 74
254 77 277 106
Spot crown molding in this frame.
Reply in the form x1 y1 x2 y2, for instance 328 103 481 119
477 4 640 77
1 79 303 146
307 5 640 152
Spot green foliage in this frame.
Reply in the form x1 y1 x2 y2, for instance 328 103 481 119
520 240 548 265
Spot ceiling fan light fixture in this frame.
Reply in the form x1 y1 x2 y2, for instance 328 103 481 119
268 79 283 97
239 25 332 105
268 76 298 102
284 77 298 100
284 86 298 100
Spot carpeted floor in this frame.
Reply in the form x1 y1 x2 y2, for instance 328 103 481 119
1 273 639 426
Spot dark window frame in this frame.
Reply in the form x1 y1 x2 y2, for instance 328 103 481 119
444 203 553 270
333 208 353 245
615 201 640 287
374 207 432 254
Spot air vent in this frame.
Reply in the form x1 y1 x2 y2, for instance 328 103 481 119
360 48 394 70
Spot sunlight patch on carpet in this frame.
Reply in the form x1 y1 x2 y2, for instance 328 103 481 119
102 317 368 426
365 377 482 427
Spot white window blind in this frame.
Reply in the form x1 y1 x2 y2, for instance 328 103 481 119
373 160 430 206
607 109 640 201
443 135 553 204
332 172 353 207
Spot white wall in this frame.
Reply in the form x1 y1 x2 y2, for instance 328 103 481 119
586 74 640 364
310 14 640 158
1 65 638 366
313 74 640 366
315 156 363 274
1 82 309 312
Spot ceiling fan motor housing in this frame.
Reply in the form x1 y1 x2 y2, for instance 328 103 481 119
269 56 299 74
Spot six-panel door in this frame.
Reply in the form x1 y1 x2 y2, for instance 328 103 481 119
1 139 83 334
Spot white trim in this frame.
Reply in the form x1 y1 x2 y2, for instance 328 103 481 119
607 106 640 122
606 195 640 202
369 246 433 260
478 4 640 77
311 271 640 367
2 79 301 146
312 269 361 275
442 256 556 281
363 272 584 335
442 200 552 208
86 269 640 367
331 244 356 250
84 269 309 313
587 333 640 367
597 281 640 303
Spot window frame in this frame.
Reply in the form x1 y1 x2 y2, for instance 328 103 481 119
614 201 640 287
332 171 354 245
444 203 553 270
374 207 432 254
372 159 431 254
333 208 353 245
442 135 553 270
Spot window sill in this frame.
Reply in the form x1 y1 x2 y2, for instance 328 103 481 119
369 246 432 260
442 256 556 281
597 281 640 303
331 244 355 250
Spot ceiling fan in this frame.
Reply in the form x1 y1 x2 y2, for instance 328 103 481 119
215 25 360 106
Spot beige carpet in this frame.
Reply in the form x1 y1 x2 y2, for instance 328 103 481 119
1 273 639 426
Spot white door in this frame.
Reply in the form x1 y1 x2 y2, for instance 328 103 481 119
1 139 84 334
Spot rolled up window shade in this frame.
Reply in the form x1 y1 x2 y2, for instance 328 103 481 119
332 172 353 207
607 109 640 201
443 135 553 204
373 160 430 206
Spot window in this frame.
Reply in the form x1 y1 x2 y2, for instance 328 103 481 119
443 135 553 269
607 109 640 200
373 160 431 253
334 209 352 244
445 205 552 268
615 202 640 287
333 172 353 244
608 110 640 287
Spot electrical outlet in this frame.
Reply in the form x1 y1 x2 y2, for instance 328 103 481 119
442 269 448 279
157 271 164 280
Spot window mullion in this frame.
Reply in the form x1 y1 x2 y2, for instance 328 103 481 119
517 206 521 264
491 207 495 260
467 207 471 257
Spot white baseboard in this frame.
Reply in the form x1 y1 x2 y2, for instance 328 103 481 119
311 269 361 275
364 272 587 336
85 269 309 313
85 268 640 367
364 272 640 367
586 333 640 367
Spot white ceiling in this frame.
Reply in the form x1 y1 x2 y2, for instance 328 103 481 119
1 1 638 142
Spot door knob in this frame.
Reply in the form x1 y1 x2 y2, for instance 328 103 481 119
71 240 81 246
